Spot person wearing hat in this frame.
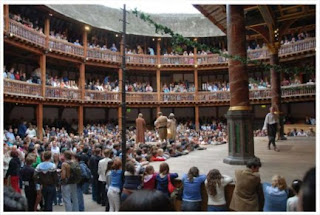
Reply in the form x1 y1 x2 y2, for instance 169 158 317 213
154 112 168 143
136 113 146 144
167 113 177 144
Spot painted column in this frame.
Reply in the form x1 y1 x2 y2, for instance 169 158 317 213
44 17 50 48
195 106 199 131
79 63 85 100
223 5 255 165
118 106 122 130
4 5 9 32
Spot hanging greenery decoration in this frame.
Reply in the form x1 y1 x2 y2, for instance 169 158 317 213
132 8 315 75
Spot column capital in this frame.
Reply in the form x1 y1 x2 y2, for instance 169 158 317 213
267 42 280 54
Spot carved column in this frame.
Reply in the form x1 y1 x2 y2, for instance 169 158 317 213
223 5 255 165
78 105 83 135
36 103 43 140
269 43 285 139
39 55 46 97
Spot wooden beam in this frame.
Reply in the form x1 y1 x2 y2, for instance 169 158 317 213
279 19 297 38
195 105 199 131
118 106 122 130
4 39 43 55
39 54 46 97
157 69 161 102
246 25 270 44
277 12 315 22
4 5 9 32
258 5 276 27
83 29 88 58
194 5 227 33
44 18 50 48
78 105 83 135
79 63 85 100
36 103 43 140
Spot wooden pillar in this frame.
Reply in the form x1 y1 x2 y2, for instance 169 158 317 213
39 55 46 97
156 106 161 114
83 29 88 58
44 17 50 48
157 69 161 102
118 68 123 101
36 104 43 140
194 69 198 101
194 46 197 65
4 5 9 32
157 38 161 64
118 107 122 130
195 106 199 131
224 5 255 165
78 105 83 135
79 63 85 100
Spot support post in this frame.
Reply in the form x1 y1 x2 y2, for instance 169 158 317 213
194 69 198 101
78 105 83 135
118 107 122 130
195 106 199 131
36 104 43 140
157 69 161 102
83 29 88 58
44 17 50 48
79 63 85 100
156 106 160 114
39 55 46 97
223 5 255 165
157 38 161 64
4 5 9 32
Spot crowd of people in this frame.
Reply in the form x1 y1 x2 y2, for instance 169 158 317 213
10 13 44 34
162 82 195 93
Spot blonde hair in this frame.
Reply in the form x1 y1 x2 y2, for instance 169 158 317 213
271 175 287 190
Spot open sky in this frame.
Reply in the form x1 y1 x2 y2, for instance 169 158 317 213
103 0 200 14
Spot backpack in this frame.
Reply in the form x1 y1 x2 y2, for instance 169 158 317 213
80 162 91 182
66 161 82 184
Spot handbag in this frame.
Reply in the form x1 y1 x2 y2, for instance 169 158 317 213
167 174 175 193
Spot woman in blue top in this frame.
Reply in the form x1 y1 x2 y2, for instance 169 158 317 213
181 166 206 211
263 175 288 211
107 158 123 212
156 162 178 197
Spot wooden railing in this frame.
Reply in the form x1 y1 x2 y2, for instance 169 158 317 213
3 79 42 97
49 38 84 57
279 38 316 56
126 54 157 65
160 92 196 102
198 91 230 102
247 48 269 60
126 92 158 102
3 79 315 103
197 54 227 65
160 55 195 65
8 19 46 47
45 86 80 100
86 48 121 62
85 90 119 102
281 83 316 97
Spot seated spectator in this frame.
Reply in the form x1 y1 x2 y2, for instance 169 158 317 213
297 129 307 137
287 179 302 211
143 165 157 190
306 127 315 137
263 175 288 211
110 43 117 52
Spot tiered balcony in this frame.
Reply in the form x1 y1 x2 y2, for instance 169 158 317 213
5 18 316 66
3 79 315 105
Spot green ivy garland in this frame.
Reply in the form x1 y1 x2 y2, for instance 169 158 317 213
132 9 315 76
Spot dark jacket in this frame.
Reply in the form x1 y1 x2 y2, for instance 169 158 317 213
89 155 102 179
6 157 21 178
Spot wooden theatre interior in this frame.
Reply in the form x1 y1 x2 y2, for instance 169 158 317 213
3 5 316 138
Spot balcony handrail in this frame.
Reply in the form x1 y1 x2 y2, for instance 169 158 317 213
46 86 81 100
49 37 84 57
85 90 120 102
8 19 46 47
126 54 157 65
3 79 42 97
86 47 121 62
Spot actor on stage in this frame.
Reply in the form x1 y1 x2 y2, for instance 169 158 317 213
136 113 146 144
263 106 280 152
154 112 168 143
167 113 177 143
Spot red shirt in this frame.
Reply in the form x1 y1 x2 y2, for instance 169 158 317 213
143 173 156 189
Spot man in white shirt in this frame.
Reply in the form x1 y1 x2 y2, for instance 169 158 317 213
97 149 112 206
51 140 60 154
263 106 279 151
